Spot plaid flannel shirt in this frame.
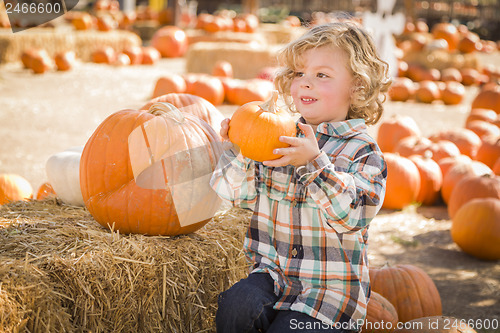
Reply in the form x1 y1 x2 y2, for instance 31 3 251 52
210 118 387 329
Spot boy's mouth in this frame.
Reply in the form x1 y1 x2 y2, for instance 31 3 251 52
300 96 317 104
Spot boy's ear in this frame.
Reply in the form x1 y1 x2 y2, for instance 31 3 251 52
350 78 364 95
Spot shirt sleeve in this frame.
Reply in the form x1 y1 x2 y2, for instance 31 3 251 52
296 145 387 234
209 146 258 210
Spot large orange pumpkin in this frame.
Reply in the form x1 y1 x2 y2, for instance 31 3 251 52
228 91 296 162
363 291 398 333
369 264 442 323
376 115 421 153
0 173 33 205
141 93 225 134
382 153 421 210
80 102 223 236
448 174 500 218
451 198 500 260
151 26 188 58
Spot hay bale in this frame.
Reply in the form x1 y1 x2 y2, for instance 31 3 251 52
0 200 250 332
402 49 481 70
0 28 142 63
185 29 267 45
186 42 282 79
259 24 307 44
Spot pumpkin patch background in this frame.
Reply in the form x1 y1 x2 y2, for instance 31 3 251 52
0 5 499 331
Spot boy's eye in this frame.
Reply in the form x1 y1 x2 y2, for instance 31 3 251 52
294 71 304 77
317 72 329 78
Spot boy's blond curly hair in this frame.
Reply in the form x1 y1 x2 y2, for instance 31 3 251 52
275 21 391 125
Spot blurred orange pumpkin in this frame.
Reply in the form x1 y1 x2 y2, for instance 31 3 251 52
471 85 500 114
152 75 187 98
151 26 188 58
431 22 459 51
54 50 76 71
0 173 33 205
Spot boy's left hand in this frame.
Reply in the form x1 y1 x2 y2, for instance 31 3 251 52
263 123 321 167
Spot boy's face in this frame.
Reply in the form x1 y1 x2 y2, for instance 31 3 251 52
290 46 354 128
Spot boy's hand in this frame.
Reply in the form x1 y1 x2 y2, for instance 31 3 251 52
263 123 320 167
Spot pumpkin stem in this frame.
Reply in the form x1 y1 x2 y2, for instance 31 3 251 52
259 90 279 114
148 102 185 123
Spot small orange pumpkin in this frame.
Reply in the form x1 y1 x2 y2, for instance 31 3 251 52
228 90 296 162
225 79 274 106
185 75 225 106
36 182 56 200
465 108 498 125
376 115 421 153
122 46 143 65
465 120 500 138
471 85 500 114
440 81 465 105
29 49 52 74
151 26 188 58
92 46 116 64
475 134 500 168
388 77 415 102
431 22 459 51
441 158 492 204
141 46 161 65
54 50 77 71
152 75 187 98
416 80 440 103
409 152 443 205
212 60 234 78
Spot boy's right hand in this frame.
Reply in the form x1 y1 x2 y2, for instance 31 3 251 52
220 118 230 141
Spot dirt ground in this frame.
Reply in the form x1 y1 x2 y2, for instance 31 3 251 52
0 53 499 331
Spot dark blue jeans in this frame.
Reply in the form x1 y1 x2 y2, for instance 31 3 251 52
216 273 356 333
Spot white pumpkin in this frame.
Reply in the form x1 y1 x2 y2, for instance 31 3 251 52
46 146 84 206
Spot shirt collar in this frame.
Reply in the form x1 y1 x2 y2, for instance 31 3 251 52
297 117 367 138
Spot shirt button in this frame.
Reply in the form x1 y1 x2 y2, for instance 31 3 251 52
291 248 298 256
292 200 297 207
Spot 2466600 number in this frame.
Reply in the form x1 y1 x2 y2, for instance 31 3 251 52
6 1 61 14
443 318 499 330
